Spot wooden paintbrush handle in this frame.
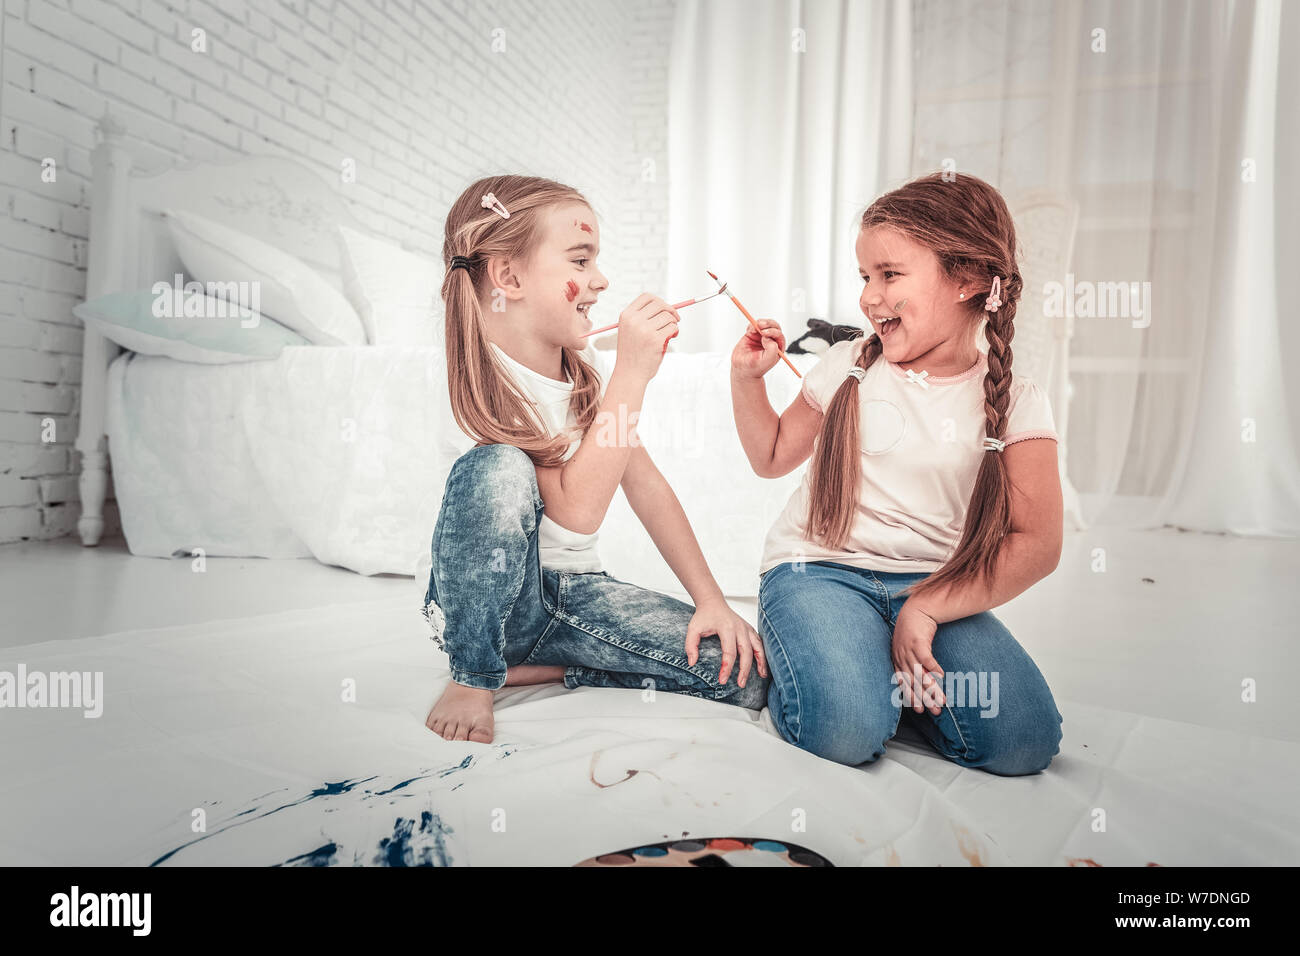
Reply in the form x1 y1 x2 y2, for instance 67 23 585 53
726 293 803 379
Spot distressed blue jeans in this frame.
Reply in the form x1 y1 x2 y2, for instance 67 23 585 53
759 560 1063 775
422 443 769 710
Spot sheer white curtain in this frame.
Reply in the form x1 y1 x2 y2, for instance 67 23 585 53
912 0 1300 535
1161 0 1300 535
666 0 913 354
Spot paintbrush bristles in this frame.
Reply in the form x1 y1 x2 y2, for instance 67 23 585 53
707 269 802 379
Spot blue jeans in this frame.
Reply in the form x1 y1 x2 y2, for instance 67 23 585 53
422 443 769 710
759 560 1063 775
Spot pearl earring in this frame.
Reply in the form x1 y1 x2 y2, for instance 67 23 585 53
959 293 966 299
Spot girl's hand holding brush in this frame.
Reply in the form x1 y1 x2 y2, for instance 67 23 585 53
730 318 788 379
611 293 681 383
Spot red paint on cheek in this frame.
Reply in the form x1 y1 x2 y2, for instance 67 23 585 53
564 280 579 302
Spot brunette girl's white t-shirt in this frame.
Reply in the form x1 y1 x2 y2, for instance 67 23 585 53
489 342 606 573
758 337 1058 576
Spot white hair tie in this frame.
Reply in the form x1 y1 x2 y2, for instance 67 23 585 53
983 437 1006 452
846 367 866 383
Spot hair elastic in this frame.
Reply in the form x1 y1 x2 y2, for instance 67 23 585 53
481 192 510 219
449 255 474 273
983 437 1006 452
846 367 867 383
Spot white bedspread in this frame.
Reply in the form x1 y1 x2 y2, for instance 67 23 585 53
2 596 1295 866
105 346 813 596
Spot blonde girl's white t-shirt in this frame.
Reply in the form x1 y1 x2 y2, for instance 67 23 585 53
489 342 607 573
758 336 1058 576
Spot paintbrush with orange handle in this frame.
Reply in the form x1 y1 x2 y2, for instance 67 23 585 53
707 270 802 379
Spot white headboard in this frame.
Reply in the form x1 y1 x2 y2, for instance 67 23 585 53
75 111 373 546
93 118 369 298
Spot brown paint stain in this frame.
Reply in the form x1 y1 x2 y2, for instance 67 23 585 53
588 751 638 789
885 845 901 866
1067 857 1104 867
952 824 985 867
1146 862 1162 867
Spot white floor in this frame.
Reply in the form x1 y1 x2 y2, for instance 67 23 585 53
2 526 1298 866
3 525 1296 744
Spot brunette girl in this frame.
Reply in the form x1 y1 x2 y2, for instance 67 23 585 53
732 172 1064 775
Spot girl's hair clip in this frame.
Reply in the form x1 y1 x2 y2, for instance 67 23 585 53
481 192 510 219
984 275 1002 313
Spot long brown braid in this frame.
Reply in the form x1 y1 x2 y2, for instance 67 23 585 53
805 172 1025 604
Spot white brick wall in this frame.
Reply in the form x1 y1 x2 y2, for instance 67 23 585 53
0 0 677 545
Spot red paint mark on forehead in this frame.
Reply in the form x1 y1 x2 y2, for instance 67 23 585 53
576 220 593 234
564 280 579 302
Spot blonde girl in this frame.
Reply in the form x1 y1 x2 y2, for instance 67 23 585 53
423 175 769 743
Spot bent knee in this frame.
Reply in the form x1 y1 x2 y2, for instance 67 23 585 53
452 442 534 477
979 713 1064 776
447 444 538 507
769 685 898 767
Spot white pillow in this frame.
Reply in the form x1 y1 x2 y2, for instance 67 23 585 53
74 289 310 364
339 225 441 347
164 210 366 346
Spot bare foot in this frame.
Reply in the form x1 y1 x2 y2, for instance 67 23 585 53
425 667 565 741
504 665 566 686
425 682 495 742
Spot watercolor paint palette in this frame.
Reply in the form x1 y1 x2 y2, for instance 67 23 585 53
575 837 833 867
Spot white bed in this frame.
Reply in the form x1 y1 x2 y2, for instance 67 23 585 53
102 343 812 593
53 118 1299 867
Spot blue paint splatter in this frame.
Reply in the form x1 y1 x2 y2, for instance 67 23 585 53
310 779 376 799
149 746 520 866
371 812 454 867
148 775 378 867
276 842 339 867
373 747 514 795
